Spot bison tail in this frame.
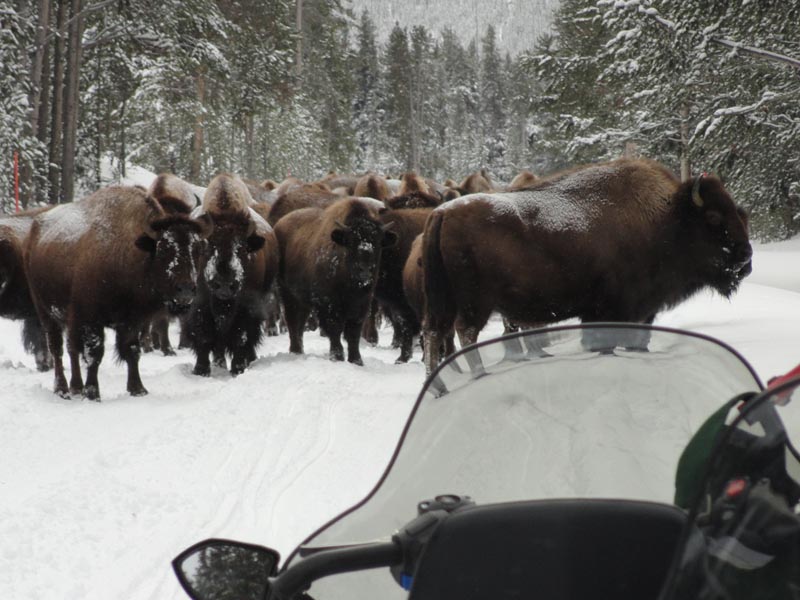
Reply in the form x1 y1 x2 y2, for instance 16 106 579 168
422 211 456 373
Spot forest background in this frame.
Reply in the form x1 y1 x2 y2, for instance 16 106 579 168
1 0 799 239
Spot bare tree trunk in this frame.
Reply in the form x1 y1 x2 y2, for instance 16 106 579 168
295 0 303 77
60 0 84 203
119 96 126 178
20 0 52 208
245 114 255 177
679 102 691 181
190 69 206 182
37 3 52 145
48 0 67 204
29 0 51 136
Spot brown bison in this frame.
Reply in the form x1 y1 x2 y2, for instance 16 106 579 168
456 170 494 195
354 173 392 202
386 172 443 210
403 233 455 362
274 197 396 365
184 174 279 376
267 183 339 227
506 169 540 191
26 183 213 399
422 158 753 373
0 207 53 371
374 207 432 363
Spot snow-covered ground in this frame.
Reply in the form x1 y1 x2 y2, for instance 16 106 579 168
1 186 800 599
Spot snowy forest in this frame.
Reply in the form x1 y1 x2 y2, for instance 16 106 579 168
1 0 799 239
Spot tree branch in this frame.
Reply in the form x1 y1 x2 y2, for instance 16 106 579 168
634 4 800 71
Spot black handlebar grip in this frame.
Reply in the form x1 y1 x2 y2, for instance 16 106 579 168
269 541 403 600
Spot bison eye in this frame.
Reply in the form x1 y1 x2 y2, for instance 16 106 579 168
705 210 723 227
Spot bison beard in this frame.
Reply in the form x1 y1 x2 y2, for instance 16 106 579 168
421 159 753 374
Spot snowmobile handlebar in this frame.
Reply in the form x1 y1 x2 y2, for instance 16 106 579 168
268 541 403 600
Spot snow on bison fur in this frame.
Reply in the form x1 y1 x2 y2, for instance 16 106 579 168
422 158 752 372
26 183 213 400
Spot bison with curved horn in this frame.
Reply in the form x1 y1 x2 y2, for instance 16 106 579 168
26 182 213 399
422 158 752 373
184 173 279 376
275 197 397 365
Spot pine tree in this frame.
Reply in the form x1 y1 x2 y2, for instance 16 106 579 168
383 23 413 171
352 9 381 171
479 24 507 175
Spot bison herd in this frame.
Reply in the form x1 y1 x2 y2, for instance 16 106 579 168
0 158 752 399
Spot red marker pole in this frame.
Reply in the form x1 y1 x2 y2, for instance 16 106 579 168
13 151 20 212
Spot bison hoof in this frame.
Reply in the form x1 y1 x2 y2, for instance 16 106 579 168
55 388 71 399
162 348 177 357
192 366 211 377
349 357 364 366
129 386 148 397
394 355 410 365
84 385 100 401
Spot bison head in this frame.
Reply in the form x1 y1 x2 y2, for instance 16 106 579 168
681 175 752 298
201 209 268 302
331 218 397 290
135 212 214 314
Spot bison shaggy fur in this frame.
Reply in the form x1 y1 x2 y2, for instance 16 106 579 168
422 158 752 372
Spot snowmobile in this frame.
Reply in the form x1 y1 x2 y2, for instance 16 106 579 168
172 323 800 600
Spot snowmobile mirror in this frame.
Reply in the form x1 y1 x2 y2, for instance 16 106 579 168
172 538 280 600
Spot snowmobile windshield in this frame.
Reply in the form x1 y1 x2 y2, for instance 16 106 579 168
661 376 800 600
288 324 762 599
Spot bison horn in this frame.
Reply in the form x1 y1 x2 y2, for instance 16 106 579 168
691 174 704 208
382 221 395 231
335 220 351 232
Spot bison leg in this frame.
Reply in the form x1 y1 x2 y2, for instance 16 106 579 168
391 310 419 364
153 316 175 356
22 316 51 372
361 298 379 346
282 294 309 355
231 317 263 375
344 319 364 366
116 326 147 396
192 346 212 377
43 319 69 397
82 325 105 401
66 320 85 396
140 322 154 353
320 313 345 362
423 331 442 375
213 345 227 370
178 315 191 349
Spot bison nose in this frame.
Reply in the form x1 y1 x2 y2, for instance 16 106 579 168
735 243 753 265
210 279 238 300
173 282 197 306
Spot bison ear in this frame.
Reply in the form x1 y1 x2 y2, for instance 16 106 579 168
331 228 350 247
135 234 157 254
381 229 398 249
246 233 266 253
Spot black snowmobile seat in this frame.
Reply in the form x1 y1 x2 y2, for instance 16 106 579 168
408 499 686 600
